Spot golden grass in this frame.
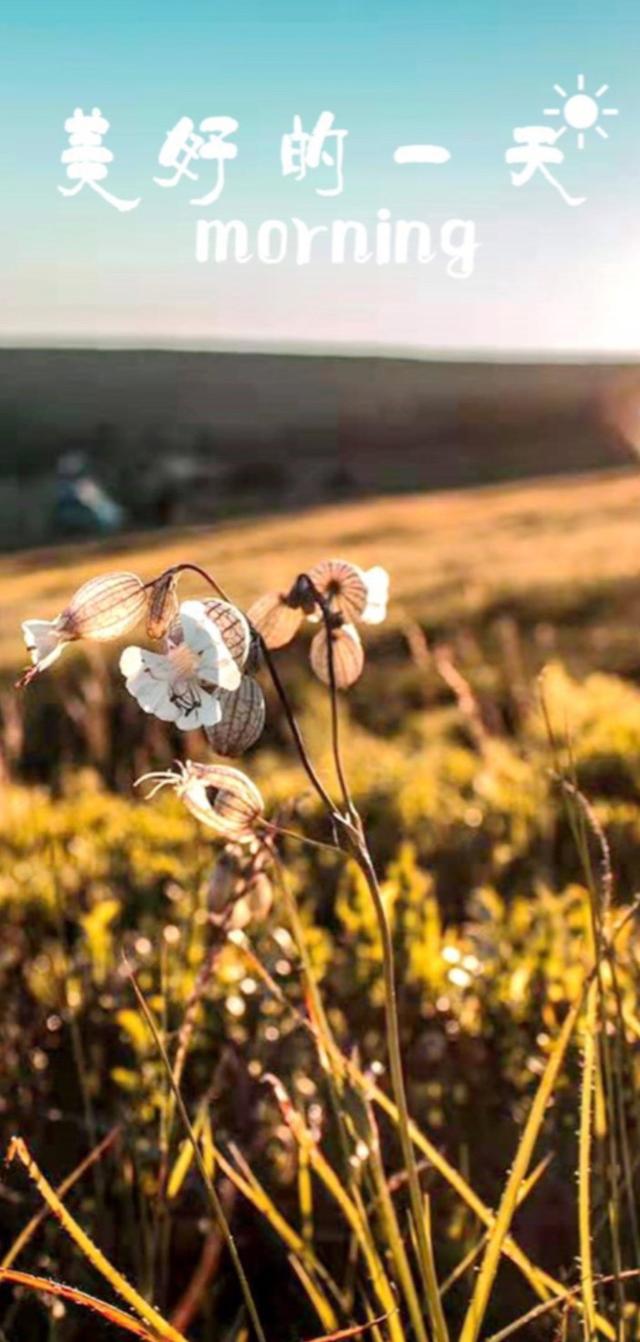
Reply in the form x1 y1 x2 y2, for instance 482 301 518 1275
3 466 640 673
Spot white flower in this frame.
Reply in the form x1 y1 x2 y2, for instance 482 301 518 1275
22 619 67 673
120 599 242 731
361 566 389 625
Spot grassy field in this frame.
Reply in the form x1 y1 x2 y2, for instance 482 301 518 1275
4 467 640 1341
4 464 640 677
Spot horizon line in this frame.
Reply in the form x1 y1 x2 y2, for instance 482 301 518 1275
0 337 639 366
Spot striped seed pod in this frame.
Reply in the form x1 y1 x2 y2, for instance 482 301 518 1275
205 677 266 756
247 591 303 650
202 598 251 669
307 559 368 623
60 572 147 641
180 761 265 841
310 622 364 689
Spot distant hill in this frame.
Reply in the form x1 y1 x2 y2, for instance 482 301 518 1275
1 348 639 546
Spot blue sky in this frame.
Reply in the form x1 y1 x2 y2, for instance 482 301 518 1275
1 0 639 352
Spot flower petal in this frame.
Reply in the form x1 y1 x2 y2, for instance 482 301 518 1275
361 566 390 625
22 619 66 672
120 646 172 681
202 598 251 669
120 647 179 721
179 600 242 691
174 689 223 732
198 645 242 693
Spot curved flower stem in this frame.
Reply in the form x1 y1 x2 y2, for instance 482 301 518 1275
258 639 337 816
164 562 233 604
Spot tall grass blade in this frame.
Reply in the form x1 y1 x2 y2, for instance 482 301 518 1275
241 937 615 1337
0 1268 167 1341
580 980 599 1340
265 1074 403 1342
1 1125 120 1271
128 965 268 1342
6 1138 188 1342
459 992 583 1342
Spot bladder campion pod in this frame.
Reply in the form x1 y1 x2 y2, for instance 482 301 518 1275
205 677 266 756
310 622 365 688
137 761 265 843
22 571 147 677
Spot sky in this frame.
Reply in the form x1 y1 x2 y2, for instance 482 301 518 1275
1 0 640 354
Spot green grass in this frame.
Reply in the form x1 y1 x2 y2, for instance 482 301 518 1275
4 468 640 1340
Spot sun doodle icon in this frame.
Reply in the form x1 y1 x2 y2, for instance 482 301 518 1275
544 74 618 150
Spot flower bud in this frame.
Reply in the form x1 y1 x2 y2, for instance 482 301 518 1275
288 574 318 616
310 623 364 689
230 873 273 930
205 677 266 756
206 840 273 928
146 572 180 640
62 572 146 640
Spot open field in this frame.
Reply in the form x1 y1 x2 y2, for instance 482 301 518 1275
4 464 640 677
1 350 638 546
4 467 640 1340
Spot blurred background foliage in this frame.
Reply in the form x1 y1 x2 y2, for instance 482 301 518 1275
3 631 640 1334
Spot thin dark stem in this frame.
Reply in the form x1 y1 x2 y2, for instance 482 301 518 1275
258 638 337 815
260 819 342 856
321 604 357 822
163 562 233 604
